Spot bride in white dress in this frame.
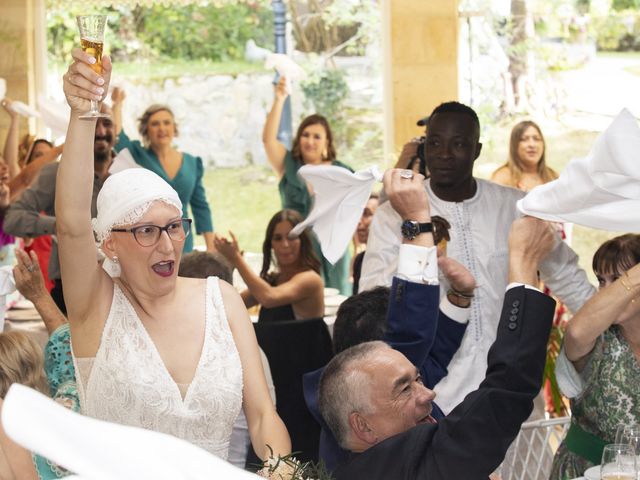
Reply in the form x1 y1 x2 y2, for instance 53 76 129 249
58 50 291 460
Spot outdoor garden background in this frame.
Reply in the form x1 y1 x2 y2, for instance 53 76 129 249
40 0 640 280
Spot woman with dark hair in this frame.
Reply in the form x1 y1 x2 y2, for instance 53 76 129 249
263 76 353 295
551 234 640 479
111 88 214 253
215 209 324 322
491 120 558 191
1 99 63 200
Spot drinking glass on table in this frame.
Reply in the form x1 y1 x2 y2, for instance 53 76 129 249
76 15 109 119
616 425 640 479
601 444 637 480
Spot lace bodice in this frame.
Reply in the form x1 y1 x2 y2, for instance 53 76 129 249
74 277 243 459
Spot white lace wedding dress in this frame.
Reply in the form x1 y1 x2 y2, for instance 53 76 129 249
73 277 243 459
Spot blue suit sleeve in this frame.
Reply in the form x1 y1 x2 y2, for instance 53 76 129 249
384 277 440 373
421 312 467 388
189 156 214 233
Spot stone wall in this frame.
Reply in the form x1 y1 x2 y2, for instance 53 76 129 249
114 72 303 168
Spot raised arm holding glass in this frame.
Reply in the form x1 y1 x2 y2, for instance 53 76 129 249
57 38 290 462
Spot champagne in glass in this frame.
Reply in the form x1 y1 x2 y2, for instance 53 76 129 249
601 444 637 480
76 15 109 119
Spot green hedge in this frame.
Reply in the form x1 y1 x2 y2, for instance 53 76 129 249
47 2 274 64
592 12 640 51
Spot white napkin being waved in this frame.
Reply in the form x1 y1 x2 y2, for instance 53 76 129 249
518 109 640 232
289 165 382 264
264 53 307 94
1 384 258 480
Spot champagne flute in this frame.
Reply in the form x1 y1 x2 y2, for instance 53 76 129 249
617 425 640 480
601 444 637 480
76 15 109 119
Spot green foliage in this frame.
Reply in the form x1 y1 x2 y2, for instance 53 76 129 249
592 12 640 51
612 0 640 10
141 3 273 62
301 69 349 119
45 1 273 64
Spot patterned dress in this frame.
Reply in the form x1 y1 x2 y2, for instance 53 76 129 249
551 326 640 479
34 324 80 479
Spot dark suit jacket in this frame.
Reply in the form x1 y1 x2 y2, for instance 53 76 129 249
303 277 468 472
334 286 555 480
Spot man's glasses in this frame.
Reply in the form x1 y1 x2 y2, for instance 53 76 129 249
111 219 192 247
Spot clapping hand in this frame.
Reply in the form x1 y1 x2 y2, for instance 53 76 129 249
213 232 242 265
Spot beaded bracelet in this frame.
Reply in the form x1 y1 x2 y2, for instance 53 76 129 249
447 288 475 299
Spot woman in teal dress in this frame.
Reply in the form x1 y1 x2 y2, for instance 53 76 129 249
111 89 214 253
551 234 640 479
0 249 78 479
262 77 352 295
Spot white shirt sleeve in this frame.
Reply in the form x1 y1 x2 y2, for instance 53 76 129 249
396 243 439 285
360 201 403 290
555 345 585 398
439 296 471 324
505 282 544 293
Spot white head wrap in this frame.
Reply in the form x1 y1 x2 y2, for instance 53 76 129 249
92 168 182 245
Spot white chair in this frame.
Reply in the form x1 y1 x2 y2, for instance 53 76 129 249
502 416 571 480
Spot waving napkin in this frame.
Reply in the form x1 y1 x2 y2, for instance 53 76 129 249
2 384 258 480
264 53 306 94
518 109 640 231
289 165 382 264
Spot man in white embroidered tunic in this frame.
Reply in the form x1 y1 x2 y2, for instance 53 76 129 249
359 101 596 413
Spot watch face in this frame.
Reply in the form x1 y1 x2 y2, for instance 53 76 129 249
401 220 419 240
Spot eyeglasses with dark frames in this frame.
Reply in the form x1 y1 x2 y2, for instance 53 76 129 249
111 218 192 247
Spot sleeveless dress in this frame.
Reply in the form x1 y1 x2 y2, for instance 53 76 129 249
73 277 243 459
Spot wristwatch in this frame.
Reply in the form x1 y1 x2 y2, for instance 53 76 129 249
400 220 433 240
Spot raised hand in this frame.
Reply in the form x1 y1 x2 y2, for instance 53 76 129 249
383 168 429 222
111 86 126 105
0 97 17 118
275 76 289 102
13 249 47 303
508 216 557 285
62 48 112 114
213 232 242 265
439 256 476 296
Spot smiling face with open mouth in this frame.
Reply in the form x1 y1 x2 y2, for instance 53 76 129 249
105 201 185 295
358 348 437 445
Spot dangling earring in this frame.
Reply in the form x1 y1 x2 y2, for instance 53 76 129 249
102 255 121 278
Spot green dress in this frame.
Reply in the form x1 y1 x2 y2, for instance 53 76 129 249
551 326 640 479
278 151 353 295
115 131 214 252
